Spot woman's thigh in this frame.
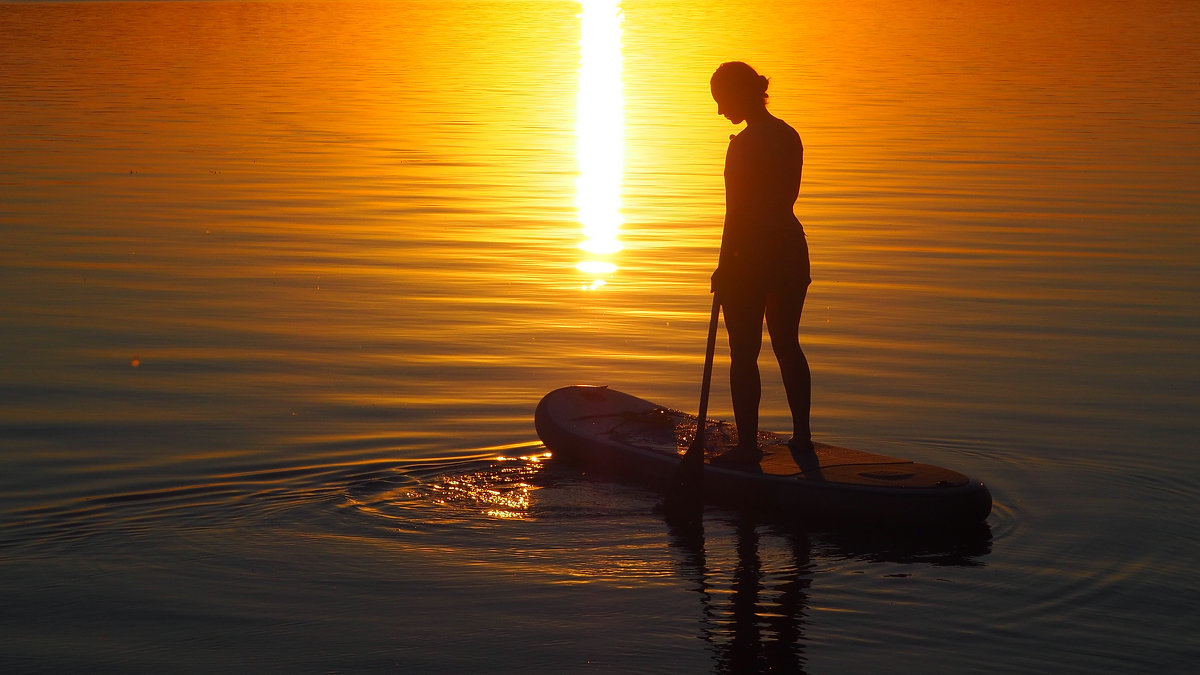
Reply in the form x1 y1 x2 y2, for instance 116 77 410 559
765 283 807 348
721 290 767 360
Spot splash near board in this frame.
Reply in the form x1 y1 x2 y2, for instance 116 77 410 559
535 385 991 527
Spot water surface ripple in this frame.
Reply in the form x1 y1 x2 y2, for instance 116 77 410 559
2 0 1198 672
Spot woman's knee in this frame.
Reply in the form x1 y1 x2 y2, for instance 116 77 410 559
725 322 762 361
729 337 762 367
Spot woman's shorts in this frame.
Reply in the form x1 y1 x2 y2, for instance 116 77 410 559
721 230 810 310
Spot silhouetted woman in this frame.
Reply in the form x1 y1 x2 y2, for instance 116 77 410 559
709 62 812 463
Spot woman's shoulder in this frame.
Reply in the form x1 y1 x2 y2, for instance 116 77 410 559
770 116 802 146
738 116 801 144
739 120 801 163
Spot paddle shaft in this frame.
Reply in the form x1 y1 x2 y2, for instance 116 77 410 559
664 292 720 515
688 292 721 457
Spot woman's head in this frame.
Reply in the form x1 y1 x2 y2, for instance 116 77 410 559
710 61 769 124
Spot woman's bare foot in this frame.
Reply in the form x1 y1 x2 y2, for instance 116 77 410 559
712 444 763 464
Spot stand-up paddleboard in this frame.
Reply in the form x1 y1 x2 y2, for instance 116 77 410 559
535 385 991 527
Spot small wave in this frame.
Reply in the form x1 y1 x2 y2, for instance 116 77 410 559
0 441 554 553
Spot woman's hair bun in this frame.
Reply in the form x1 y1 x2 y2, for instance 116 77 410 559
711 61 770 103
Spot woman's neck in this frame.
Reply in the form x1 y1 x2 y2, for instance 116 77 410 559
743 106 772 128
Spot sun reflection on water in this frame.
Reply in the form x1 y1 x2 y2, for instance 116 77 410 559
575 0 624 289
425 453 552 520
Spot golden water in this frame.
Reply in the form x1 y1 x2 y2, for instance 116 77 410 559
2 0 1197 671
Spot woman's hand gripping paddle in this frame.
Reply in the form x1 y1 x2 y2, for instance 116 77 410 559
664 292 721 520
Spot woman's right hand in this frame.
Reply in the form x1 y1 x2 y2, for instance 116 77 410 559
710 267 723 294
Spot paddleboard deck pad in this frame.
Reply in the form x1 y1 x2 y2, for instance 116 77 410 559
535 385 991 527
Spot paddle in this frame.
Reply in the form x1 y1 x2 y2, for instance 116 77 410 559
664 292 721 517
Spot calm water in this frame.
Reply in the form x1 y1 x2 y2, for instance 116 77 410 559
2 0 1198 672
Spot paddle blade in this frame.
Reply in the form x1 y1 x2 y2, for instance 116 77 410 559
662 437 705 520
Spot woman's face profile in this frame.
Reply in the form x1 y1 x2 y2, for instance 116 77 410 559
711 83 750 125
705 83 744 124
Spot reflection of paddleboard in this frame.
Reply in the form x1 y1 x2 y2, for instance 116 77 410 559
535 385 992 527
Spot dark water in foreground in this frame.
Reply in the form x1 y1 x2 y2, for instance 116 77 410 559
2 0 1198 672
